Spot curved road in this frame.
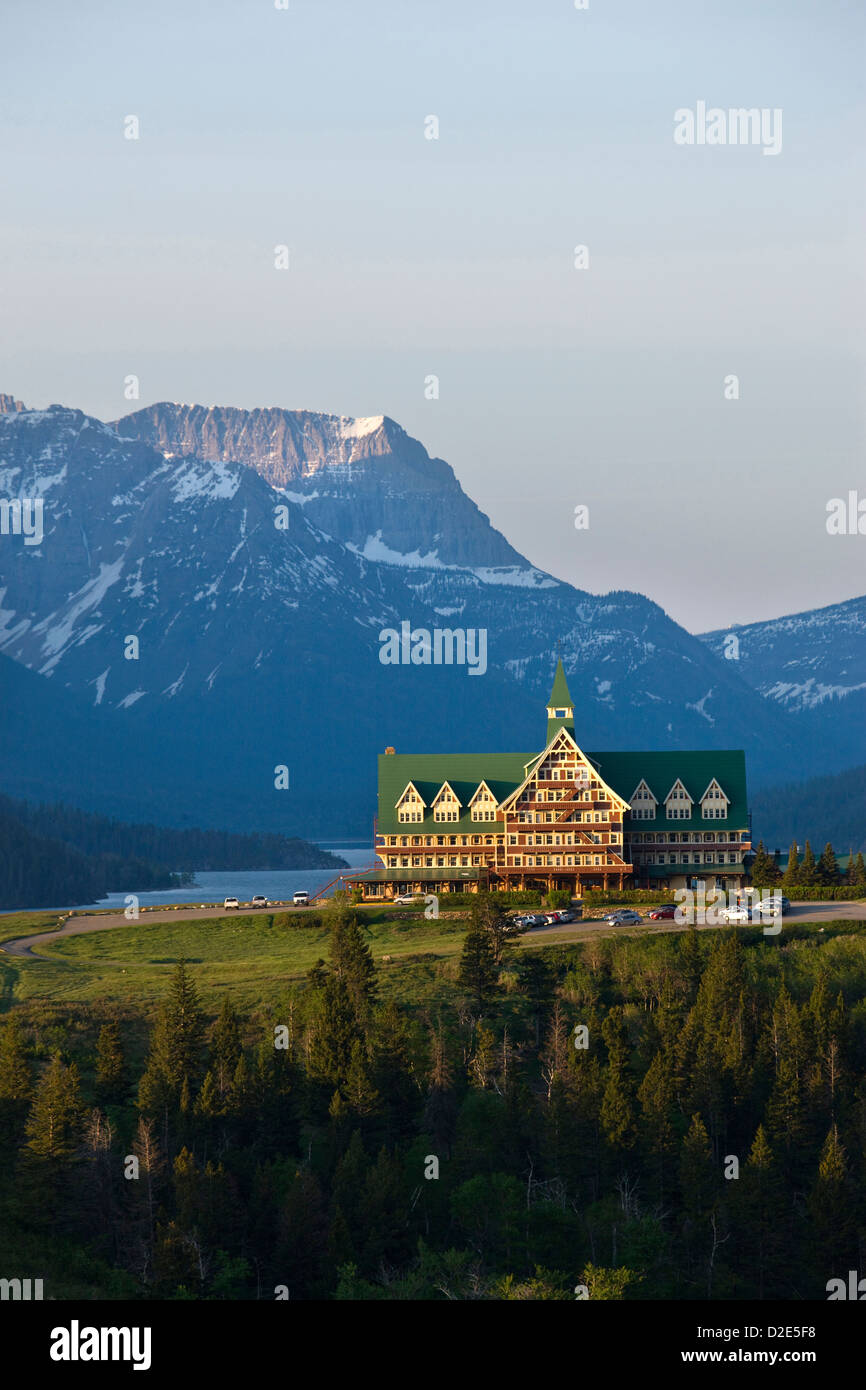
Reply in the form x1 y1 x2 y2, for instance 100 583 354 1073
2 899 865 960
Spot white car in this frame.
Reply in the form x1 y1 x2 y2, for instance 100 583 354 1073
394 892 425 906
292 890 310 906
224 896 240 910
721 905 750 923
251 895 268 909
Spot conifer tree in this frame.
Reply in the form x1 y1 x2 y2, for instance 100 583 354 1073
600 1007 637 1152
750 840 781 886
95 1021 126 1101
0 1015 32 1114
211 995 241 1096
329 908 378 1024
799 840 817 886
458 924 499 1015
808 1125 856 1281
730 1125 787 1299
24 1054 82 1161
138 959 206 1123
781 841 801 889
308 973 362 1088
816 842 840 887
854 851 866 887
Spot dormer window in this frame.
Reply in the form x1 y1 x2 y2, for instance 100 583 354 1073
665 779 693 820
432 783 461 823
699 779 729 820
469 782 498 822
629 779 657 822
396 782 426 824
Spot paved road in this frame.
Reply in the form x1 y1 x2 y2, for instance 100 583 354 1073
2 899 864 960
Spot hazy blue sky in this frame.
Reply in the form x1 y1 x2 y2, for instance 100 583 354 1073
1 0 863 630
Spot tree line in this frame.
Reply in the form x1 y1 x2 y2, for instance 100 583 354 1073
751 838 866 889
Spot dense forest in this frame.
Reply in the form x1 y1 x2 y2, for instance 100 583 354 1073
752 764 866 855
0 793 349 872
0 793 348 910
2 898 865 1300
0 806 192 911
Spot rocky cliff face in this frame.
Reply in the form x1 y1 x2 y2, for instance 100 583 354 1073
0 397 852 834
115 402 526 570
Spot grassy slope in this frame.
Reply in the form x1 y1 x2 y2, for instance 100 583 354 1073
0 908 471 1013
3 904 865 1017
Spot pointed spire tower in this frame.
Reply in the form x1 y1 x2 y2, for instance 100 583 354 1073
546 658 575 742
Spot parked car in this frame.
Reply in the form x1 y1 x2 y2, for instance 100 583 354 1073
292 890 310 906
752 897 782 919
555 910 577 923
520 913 547 928
606 909 642 925
251 895 268 909
648 904 677 920
394 892 425 905
720 904 751 923
223 897 239 910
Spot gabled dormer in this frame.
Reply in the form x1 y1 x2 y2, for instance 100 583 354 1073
699 778 729 820
664 778 693 820
432 782 461 822
469 781 498 821
629 778 657 821
396 781 426 823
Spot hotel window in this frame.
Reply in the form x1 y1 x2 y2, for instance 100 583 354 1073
508 835 517 845
513 856 522 866
594 856 601 865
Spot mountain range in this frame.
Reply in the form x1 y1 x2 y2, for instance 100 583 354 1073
0 395 862 840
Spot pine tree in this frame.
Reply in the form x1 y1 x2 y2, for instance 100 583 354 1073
816 842 840 887
799 840 817 886
329 908 378 1023
679 926 703 1004
600 1007 637 1152
781 841 801 889
730 1125 788 1299
423 1023 456 1156
808 1125 856 1282
24 1054 82 1160
854 851 866 887
308 973 362 1088
138 960 206 1125
211 995 241 1096
472 892 520 966
750 841 781 886
638 1050 676 1198
0 1015 32 1113
95 1021 126 1101
457 925 499 1015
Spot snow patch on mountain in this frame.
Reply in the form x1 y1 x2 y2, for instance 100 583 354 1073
171 458 241 503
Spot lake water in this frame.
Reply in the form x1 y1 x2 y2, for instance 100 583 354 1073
6 843 377 914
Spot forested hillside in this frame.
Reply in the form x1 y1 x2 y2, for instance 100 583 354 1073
1 900 864 1300
752 765 866 854
0 809 191 911
0 794 348 872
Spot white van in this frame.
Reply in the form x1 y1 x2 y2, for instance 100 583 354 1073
293 890 310 906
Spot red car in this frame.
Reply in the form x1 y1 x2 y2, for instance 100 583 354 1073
648 903 677 920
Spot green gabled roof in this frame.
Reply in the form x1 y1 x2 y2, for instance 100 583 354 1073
590 749 749 832
378 751 535 834
377 746 749 835
547 660 574 710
